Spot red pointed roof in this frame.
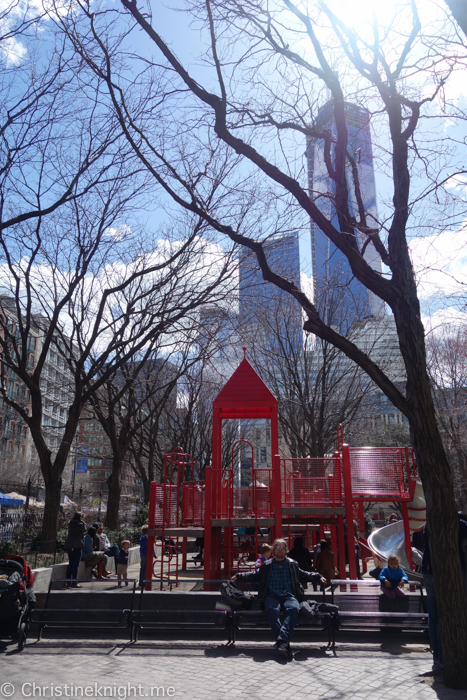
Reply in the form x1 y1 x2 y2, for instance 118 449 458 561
213 351 277 419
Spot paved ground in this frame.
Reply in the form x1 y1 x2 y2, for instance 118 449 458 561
1 638 465 700
20 557 465 698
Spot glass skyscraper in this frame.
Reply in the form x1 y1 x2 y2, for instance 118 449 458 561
238 231 312 351
307 101 385 331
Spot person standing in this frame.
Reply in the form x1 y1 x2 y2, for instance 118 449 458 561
117 540 130 587
287 537 313 571
64 512 87 588
139 524 149 588
315 539 338 587
232 538 325 658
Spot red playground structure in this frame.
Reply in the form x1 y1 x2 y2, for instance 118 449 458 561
144 351 423 589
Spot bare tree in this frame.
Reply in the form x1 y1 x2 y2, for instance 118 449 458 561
0 220 236 544
53 0 467 683
0 7 238 545
427 326 467 512
89 340 209 526
241 277 374 458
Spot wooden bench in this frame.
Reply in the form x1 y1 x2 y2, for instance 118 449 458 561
30 578 137 641
131 609 231 642
329 579 428 637
131 580 232 643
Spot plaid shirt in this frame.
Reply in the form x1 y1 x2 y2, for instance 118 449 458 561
267 558 293 597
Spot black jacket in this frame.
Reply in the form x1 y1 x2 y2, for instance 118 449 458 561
236 557 321 602
64 519 86 549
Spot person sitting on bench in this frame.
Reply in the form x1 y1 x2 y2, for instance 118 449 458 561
232 538 325 658
379 553 408 599
82 527 107 579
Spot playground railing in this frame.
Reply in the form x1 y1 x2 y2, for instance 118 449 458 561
347 447 413 500
181 480 205 526
280 457 344 507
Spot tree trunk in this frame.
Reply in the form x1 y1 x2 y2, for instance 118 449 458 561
106 459 122 530
411 422 467 687
455 450 467 512
41 466 62 553
396 303 467 686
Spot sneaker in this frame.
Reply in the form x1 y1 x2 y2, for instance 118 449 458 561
277 642 291 658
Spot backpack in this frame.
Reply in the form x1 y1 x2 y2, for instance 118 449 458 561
220 580 254 610
299 600 340 628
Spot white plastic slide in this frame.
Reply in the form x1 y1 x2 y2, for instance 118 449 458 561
367 480 426 580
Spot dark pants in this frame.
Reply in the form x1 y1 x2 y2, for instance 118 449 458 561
66 548 82 582
264 594 300 645
139 556 146 587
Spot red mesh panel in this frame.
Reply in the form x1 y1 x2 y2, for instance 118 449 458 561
211 469 273 519
181 481 205 526
348 447 410 498
153 484 178 526
281 458 343 506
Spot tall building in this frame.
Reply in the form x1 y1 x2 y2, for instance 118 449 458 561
307 101 385 328
0 295 76 486
238 231 312 351
76 410 142 499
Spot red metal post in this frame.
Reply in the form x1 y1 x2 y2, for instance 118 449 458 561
337 515 347 580
357 500 365 535
273 454 282 538
204 466 212 582
331 523 337 559
342 443 358 580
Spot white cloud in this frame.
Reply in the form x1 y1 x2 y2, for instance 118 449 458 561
422 307 467 337
0 234 236 353
104 225 132 242
409 224 467 301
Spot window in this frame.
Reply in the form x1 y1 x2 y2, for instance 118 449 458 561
260 447 267 463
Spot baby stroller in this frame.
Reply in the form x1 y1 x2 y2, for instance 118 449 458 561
0 555 35 651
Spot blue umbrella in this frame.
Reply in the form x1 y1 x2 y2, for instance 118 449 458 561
0 492 24 507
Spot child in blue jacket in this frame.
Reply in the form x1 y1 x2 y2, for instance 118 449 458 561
379 554 408 599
